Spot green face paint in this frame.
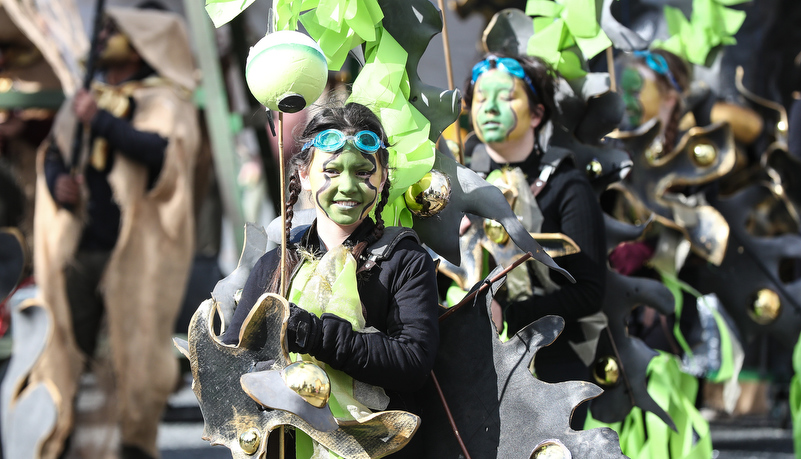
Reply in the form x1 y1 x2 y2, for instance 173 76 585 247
620 64 661 129
470 69 532 144
307 145 383 231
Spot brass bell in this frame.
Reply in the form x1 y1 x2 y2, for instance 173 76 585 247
239 428 261 455
592 356 620 387
748 288 781 324
404 170 451 218
483 218 510 245
530 439 572 459
691 141 717 167
586 159 603 179
282 361 331 408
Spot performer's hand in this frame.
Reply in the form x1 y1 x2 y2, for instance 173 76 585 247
285 303 321 355
54 173 82 205
459 215 472 236
73 89 99 124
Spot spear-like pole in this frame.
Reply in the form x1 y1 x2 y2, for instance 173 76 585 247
277 111 287 458
70 0 106 174
436 0 464 165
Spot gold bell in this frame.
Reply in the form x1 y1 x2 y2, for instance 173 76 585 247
404 170 451 218
691 141 717 167
586 159 603 179
239 428 261 455
748 288 781 324
592 356 620 387
282 361 331 408
483 218 510 245
531 439 571 459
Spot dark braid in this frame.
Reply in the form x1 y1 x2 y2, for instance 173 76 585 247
664 103 683 153
268 171 303 295
351 177 392 266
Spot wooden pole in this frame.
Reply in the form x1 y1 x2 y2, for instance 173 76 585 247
436 0 464 164
277 111 287 459
606 47 616 92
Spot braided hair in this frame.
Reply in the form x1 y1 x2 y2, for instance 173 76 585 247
269 102 392 294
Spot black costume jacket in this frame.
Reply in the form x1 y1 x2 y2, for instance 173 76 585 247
223 218 440 456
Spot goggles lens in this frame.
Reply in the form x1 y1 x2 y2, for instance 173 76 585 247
303 129 386 154
471 56 538 96
633 50 681 91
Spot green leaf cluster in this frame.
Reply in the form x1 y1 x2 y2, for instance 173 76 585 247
653 0 748 66
525 0 611 79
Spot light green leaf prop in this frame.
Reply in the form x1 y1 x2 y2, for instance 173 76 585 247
652 0 748 66
273 0 436 227
791 336 801 455
525 0 611 80
585 352 713 459
205 0 257 28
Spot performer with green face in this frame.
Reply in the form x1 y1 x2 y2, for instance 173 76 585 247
223 102 440 458
462 54 608 429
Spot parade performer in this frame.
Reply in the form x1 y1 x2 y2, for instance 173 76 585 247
221 102 440 458
462 52 608 426
29 6 199 458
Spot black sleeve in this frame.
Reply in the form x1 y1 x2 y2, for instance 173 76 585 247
92 109 166 181
288 243 440 392
506 168 607 328
43 140 69 203
221 249 279 345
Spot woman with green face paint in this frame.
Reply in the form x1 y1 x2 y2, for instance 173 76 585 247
462 54 608 429
615 49 689 153
223 102 440 458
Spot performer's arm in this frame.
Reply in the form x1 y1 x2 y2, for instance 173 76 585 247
287 244 440 392
44 141 80 207
506 169 606 327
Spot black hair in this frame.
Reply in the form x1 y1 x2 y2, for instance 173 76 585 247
463 52 557 153
619 49 690 152
269 102 392 295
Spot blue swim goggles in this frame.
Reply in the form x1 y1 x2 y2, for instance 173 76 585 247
633 50 681 92
302 129 386 154
471 56 538 97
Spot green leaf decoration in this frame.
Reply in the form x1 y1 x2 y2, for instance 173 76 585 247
525 0 611 79
205 0 257 28
586 353 713 459
791 337 801 454
652 0 747 66
273 0 436 226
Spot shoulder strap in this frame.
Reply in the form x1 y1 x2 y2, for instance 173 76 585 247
530 146 574 197
358 227 419 272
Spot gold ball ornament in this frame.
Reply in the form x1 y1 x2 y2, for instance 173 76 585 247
531 439 572 459
282 361 331 408
245 31 328 113
691 141 717 167
404 170 451 218
239 428 261 455
586 159 603 179
748 288 781 324
483 218 510 245
592 356 620 387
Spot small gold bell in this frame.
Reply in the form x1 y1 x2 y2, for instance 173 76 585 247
404 170 451 218
748 288 781 324
592 356 620 387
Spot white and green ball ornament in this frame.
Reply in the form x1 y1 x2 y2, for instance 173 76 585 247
245 30 328 113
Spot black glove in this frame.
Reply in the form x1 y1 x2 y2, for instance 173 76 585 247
285 303 322 355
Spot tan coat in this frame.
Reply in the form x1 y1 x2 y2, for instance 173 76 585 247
29 7 200 458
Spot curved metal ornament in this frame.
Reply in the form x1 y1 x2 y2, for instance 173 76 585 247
614 119 736 265
588 217 677 426
693 184 801 347
420 269 625 458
